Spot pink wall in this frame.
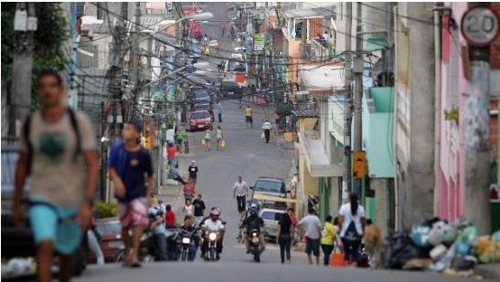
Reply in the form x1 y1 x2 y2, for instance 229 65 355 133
438 2 468 221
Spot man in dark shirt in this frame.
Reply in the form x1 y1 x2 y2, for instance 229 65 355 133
109 119 154 268
192 194 206 221
188 160 199 183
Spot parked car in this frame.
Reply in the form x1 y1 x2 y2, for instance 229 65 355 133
188 110 213 132
88 218 123 263
251 177 287 198
259 208 286 241
1 145 87 277
187 86 212 104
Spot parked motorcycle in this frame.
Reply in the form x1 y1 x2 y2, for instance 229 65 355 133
248 229 262 262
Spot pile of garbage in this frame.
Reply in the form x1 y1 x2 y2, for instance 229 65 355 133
383 217 500 277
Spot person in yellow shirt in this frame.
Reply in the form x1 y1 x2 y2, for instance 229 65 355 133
245 105 253 128
320 215 336 266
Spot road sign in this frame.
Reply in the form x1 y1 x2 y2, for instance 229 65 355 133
353 151 366 179
461 7 499 47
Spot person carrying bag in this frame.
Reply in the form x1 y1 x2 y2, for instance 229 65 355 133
338 193 366 265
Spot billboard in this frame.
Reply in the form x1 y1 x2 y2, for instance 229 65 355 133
253 33 264 51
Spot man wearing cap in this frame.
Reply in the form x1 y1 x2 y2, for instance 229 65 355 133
109 119 154 268
188 160 199 184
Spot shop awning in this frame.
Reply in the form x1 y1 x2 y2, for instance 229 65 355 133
298 130 343 177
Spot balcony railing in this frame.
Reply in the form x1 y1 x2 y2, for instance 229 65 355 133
310 39 335 61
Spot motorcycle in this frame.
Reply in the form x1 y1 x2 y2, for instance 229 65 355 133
178 228 199 262
248 229 262 263
206 231 219 261
165 227 180 261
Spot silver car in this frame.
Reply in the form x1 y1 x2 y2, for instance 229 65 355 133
259 208 286 241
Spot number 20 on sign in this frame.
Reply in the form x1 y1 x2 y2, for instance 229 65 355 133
461 6 500 47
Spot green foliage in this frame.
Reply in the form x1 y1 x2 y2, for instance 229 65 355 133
444 107 459 123
95 200 118 218
1 3 69 108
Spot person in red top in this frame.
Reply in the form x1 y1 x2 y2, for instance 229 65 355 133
167 143 176 167
287 208 298 245
164 205 176 227
182 179 196 202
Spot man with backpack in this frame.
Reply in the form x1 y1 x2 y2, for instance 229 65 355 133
13 70 99 282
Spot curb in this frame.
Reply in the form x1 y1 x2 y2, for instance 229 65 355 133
475 265 500 281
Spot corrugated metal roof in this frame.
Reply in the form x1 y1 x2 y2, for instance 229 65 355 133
284 8 334 19
292 109 319 118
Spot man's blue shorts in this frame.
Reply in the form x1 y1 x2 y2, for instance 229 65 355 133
28 197 82 255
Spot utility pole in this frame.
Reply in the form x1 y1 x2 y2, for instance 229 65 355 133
68 2 78 110
131 2 142 115
352 3 364 195
462 2 492 235
10 3 36 137
342 3 353 202
174 2 185 117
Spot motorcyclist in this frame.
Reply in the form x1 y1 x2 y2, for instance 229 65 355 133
240 203 266 254
148 205 167 261
201 209 225 260
178 215 199 261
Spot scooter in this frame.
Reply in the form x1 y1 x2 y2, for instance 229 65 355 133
248 229 262 263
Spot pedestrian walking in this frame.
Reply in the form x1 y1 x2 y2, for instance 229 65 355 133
338 193 366 265
220 22 226 37
203 129 212 151
278 212 293 264
245 105 253 128
148 204 167 261
188 160 199 183
216 101 223 122
288 208 298 245
298 208 322 265
109 118 154 268
233 176 249 215
215 126 224 150
320 215 336 266
182 179 196 202
13 70 99 282
262 119 272 143
183 199 194 217
175 128 185 153
230 26 236 40
167 143 177 167
192 194 206 225
183 132 190 154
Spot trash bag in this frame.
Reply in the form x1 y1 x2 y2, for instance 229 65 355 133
411 225 431 247
385 233 429 269
428 221 457 246
454 226 478 256
451 255 477 272
492 230 500 242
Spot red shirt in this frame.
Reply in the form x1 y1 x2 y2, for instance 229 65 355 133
167 146 176 159
165 211 176 226
183 183 196 196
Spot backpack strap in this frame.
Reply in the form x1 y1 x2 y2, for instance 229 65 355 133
22 113 34 175
66 107 81 162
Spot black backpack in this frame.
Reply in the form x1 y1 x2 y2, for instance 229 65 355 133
23 108 81 175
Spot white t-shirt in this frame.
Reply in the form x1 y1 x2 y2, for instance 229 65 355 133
338 203 365 238
234 181 248 196
298 214 322 240
203 219 224 232
184 204 194 216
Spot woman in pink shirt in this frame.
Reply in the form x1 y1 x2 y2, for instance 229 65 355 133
287 208 298 244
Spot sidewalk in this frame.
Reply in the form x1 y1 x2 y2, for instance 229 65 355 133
259 104 296 150
475 264 500 281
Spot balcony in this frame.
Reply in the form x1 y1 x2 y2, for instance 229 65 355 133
310 39 334 61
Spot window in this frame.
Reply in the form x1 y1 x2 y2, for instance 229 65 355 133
261 211 284 221
190 111 211 119
255 180 284 193
96 3 104 20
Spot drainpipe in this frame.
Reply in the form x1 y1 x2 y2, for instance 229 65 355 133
433 6 443 216
393 5 400 231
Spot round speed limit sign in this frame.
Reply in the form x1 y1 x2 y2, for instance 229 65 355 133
461 7 499 47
